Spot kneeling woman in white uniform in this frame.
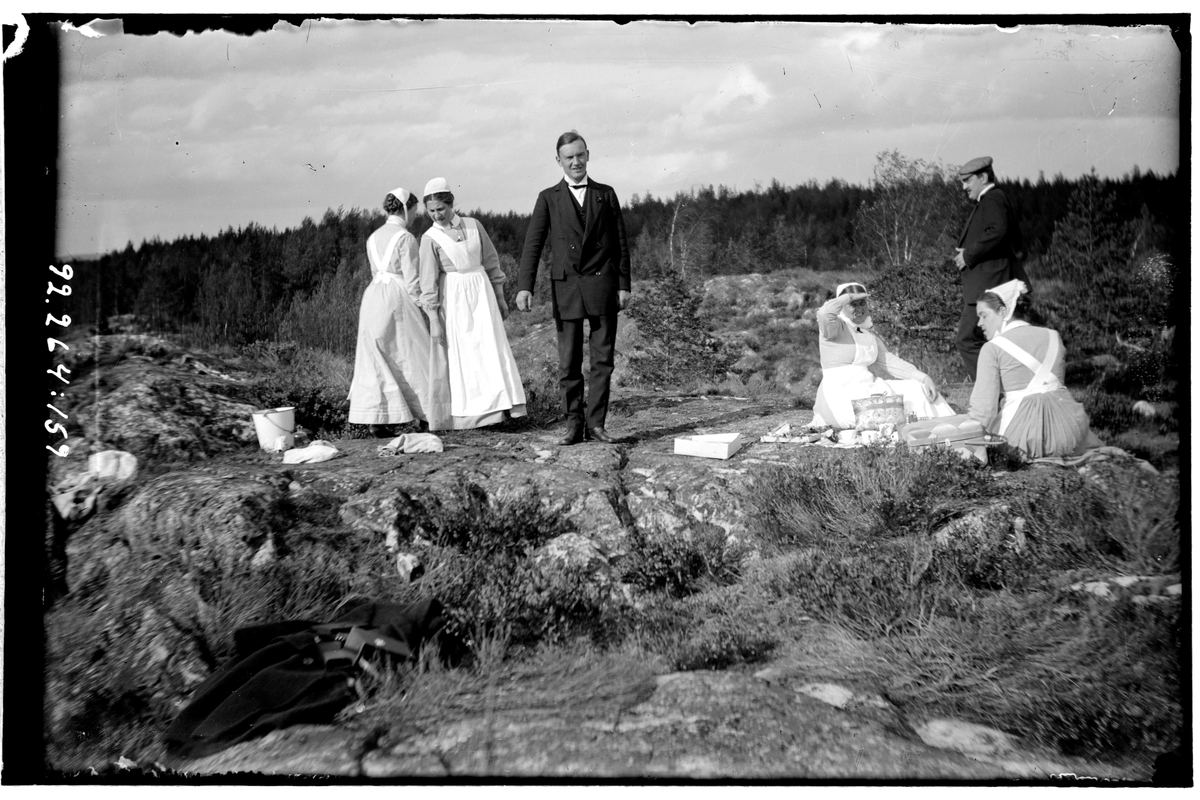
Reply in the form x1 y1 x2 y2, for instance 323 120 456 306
811 282 955 429
968 280 1102 458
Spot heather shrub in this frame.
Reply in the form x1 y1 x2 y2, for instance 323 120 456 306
626 270 734 387
619 522 746 598
243 343 354 438
749 446 994 546
402 479 617 649
879 591 1182 760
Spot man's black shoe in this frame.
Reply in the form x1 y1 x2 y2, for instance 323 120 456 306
586 427 617 444
557 426 584 446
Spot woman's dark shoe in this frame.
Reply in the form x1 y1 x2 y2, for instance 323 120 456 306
369 425 392 439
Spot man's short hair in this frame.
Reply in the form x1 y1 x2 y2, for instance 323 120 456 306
556 130 587 153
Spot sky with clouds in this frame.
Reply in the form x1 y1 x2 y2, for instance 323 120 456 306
51 16 1181 257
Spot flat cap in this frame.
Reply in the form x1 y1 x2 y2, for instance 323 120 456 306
957 156 993 177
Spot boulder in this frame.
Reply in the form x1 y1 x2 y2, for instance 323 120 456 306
109 472 290 566
59 336 259 471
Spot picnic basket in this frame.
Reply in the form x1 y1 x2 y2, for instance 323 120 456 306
852 394 906 430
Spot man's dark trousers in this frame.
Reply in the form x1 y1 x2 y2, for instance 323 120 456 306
956 303 987 381
518 176 631 434
557 312 617 432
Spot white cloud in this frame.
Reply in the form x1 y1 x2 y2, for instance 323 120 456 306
53 18 1181 256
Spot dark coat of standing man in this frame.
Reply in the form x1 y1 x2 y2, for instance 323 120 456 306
516 131 632 446
953 155 1031 381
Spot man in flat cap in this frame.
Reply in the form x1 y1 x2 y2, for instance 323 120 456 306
953 156 1030 380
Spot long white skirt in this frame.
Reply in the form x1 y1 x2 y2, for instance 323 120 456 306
347 279 435 425
812 364 954 429
440 269 527 429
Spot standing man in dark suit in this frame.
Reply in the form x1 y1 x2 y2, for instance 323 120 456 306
516 131 632 445
954 155 1031 381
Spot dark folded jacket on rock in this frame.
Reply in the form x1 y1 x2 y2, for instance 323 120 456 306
164 597 445 760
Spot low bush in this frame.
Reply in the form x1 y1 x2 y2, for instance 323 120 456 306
879 591 1182 760
514 357 565 428
781 540 932 636
619 523 746 598
631 582 783 672
626 270 734 387
405 479 617 649
670 611 779 671
242 343 355 438
1094 473 1181 575
748 446 995 546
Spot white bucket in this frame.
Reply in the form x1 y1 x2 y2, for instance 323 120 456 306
252 406 295 451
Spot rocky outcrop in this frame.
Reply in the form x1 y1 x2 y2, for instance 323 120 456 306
43 335 1174 780
171 668 1127 780
50 335 260 485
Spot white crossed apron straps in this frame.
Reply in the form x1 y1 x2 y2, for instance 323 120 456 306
990 331 1062 435
368 230 407 285
423 224 479 273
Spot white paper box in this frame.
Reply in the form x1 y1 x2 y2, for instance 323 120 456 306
674 432 745 460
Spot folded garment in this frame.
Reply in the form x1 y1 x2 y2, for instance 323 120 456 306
282 440 340 464
381 433 444 455
164 597 446 761
1030 445 1156 472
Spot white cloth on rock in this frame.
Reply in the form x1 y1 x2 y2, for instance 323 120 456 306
282 441 340 464
381 433 445 454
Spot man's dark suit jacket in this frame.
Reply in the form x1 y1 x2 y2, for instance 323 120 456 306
957 185 1030 303
517 178 631 319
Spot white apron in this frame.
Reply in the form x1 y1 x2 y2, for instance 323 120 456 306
990 329 1063 435
820 319 887 418
814 316 952 428
424 222 526 418
347 226 441 426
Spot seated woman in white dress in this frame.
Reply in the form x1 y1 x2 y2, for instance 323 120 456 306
968 280 1102 458
811 282 955 429
347 186 449 437
417 177 527 430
